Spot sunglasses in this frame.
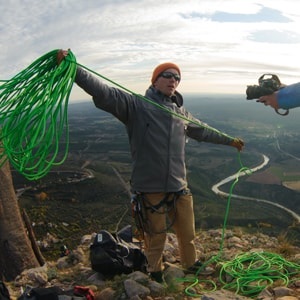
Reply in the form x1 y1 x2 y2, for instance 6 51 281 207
159 72 181 82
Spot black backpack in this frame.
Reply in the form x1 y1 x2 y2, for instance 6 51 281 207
89 225 147 277
0 281 10 300
18 285 94 300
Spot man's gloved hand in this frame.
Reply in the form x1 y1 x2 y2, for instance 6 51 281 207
57 49 70 65
230 138 244 151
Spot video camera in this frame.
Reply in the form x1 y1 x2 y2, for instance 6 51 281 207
246 74 288 115
246 74 281 100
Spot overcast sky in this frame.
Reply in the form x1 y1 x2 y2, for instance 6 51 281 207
1 0 300 102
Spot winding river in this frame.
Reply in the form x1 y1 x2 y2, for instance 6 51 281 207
211 154 300 223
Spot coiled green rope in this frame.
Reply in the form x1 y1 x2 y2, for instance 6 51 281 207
0 49 76 180
219 250 299 297
181 155 300 298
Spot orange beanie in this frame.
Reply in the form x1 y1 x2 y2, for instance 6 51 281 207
151 62 181 84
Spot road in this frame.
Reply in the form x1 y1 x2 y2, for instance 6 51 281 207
211 154 300 223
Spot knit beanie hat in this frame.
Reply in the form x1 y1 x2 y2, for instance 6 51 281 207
151 62 181 84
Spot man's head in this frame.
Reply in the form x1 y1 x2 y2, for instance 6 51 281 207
151 62 181 97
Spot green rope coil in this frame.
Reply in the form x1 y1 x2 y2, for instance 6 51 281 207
179 154 300 298
219 251 300 297
0 49 76 180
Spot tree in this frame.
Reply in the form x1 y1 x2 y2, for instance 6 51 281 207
0 157 40 281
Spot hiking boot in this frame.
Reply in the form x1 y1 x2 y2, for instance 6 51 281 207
185 260 203 274
185 260 215 275
150 271 164 283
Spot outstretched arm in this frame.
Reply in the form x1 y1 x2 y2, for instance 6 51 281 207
186 122 244 152
258 82 300 110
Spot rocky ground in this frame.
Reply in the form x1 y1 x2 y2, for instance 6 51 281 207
5 228 300 300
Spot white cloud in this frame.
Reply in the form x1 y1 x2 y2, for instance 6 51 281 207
1 0 300 101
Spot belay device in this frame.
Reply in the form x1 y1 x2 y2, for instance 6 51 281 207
246 73 289 116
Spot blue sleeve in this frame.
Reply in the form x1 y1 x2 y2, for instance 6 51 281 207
278 82 300 109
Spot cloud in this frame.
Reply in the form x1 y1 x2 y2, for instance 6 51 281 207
1 0 300 100
211 5 292 23
179 4 292 23
249 30 300 44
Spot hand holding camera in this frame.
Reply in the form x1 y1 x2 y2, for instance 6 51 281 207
246 74 288 116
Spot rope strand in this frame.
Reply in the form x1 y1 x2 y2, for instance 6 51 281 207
0 50 235 180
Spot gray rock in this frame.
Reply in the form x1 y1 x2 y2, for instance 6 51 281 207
124 278 150 298
273 286 294 297
97 287 116 300
201 289 252 300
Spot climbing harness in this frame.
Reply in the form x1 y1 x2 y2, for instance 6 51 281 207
131 193 147 240
131 190 185 239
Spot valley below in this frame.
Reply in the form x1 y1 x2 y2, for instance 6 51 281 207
13 95 300 259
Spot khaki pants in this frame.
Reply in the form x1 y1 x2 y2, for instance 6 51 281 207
142 191 196 272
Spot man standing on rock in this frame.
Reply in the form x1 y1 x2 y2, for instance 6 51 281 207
57 49 244 282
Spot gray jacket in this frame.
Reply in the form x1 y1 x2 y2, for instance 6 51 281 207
75 67 234 193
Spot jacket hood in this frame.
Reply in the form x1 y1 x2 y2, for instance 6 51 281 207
145 86 183 107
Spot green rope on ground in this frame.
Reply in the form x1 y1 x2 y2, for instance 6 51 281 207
181 156 253 297
0 49 76 180
219 251 300 297
180 152 300 298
